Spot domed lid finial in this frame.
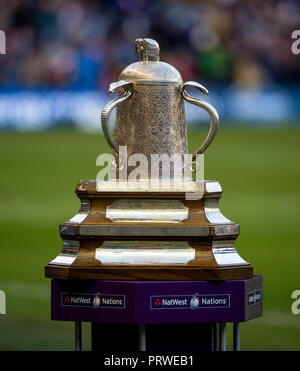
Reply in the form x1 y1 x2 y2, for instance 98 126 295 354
135 38 160 62
119 37 182 83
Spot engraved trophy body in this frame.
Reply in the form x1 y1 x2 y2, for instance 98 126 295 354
101 38 218 178
45 38 253 281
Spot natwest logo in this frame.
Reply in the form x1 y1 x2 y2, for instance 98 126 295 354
153 298 161 306
64 295 71 304
151 294 230 310
190 294 200 309
62 292 125 309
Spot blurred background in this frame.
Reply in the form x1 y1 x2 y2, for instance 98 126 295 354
0 0 300 350
0 0 300 129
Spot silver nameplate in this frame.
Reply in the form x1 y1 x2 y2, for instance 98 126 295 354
96 180 197 192
95 241 195 265
106 199 189 223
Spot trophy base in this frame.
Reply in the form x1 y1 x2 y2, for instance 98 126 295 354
45 180 254 281
45 264 253 281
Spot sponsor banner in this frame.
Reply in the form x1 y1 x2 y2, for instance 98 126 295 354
150 294 230 310
61 293 125 309
247 289 262 306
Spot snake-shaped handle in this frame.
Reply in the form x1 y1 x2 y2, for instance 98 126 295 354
101 80 133 158
181 81 219 161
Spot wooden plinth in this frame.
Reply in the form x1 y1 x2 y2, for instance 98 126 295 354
45 180 253 281
45 264 253 281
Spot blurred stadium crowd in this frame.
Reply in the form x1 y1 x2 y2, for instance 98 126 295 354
0 0 299 90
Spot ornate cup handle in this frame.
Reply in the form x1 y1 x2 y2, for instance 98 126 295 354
101 80 133 159
181 81 219 161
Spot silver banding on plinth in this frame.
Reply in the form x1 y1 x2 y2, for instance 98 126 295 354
204 181 234 225
212 240 248 266
68 199 90 224
96 180 198 193
48 240 79 266
205 181 222 194
95 241 195 265
204 199 233 225
78 225 210 237
106 199 189 223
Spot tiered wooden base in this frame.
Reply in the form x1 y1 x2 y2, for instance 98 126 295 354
45 180 253 281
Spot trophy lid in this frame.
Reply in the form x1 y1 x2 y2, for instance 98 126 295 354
119 38 183 84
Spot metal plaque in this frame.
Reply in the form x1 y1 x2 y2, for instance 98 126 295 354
106 199 189 223
95 241 195 265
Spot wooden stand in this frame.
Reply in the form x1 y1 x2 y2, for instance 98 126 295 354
45 180 253 281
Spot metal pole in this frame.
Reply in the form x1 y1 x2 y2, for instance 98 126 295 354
75 321 82 351
212 323 217 351
139 324 146 351
218 322 226 351
233 322 240 351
